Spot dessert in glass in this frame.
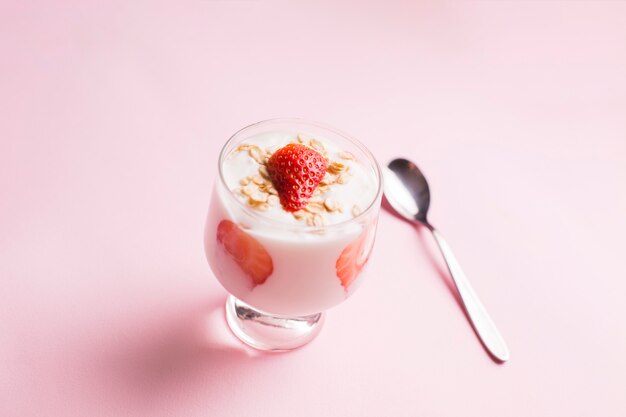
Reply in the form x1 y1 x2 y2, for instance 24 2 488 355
204 119 382 351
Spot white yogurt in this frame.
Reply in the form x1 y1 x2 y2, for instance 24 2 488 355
205 131 381 316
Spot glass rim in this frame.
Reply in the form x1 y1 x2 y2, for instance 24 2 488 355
217 118 383 232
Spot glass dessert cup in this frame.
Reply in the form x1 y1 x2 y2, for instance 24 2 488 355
204 119 382 351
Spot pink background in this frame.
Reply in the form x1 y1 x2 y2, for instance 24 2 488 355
2 1 625 416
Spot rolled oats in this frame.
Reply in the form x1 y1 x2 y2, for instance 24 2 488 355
328 161 346 175
249 191 268 204
267 195 279 206
337 173 351 184
324 197 337 212
306 202 325 214
248 146 265 164
338 151 355 160
310 138 324 151
312 214 324 227
241 183 257 196
320 172 336 186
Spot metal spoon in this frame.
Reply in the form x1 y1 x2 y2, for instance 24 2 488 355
384 158 510 362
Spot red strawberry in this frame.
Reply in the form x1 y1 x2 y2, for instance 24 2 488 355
266 143 328 212
217 220 273 285
336 227 376 289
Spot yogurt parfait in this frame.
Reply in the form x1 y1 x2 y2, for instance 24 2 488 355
204 119 382 350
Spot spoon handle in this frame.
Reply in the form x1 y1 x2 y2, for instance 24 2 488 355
430 227 510 362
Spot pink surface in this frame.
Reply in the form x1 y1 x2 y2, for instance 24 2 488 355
1 1 625 416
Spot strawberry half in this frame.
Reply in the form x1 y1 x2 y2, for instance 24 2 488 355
266 143 328 212
336 227 376 289
217 220 273 285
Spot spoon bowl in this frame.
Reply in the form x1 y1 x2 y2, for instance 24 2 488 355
385 158 431 224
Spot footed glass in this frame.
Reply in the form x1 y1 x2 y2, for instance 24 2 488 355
204 119 382 351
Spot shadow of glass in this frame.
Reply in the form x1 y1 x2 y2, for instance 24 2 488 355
87 296 279 414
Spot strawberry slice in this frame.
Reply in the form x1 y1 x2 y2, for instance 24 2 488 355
336 227 376 289
217 220 273 285
266 143 328 212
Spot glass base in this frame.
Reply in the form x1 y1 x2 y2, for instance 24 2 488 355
225 295 325 351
